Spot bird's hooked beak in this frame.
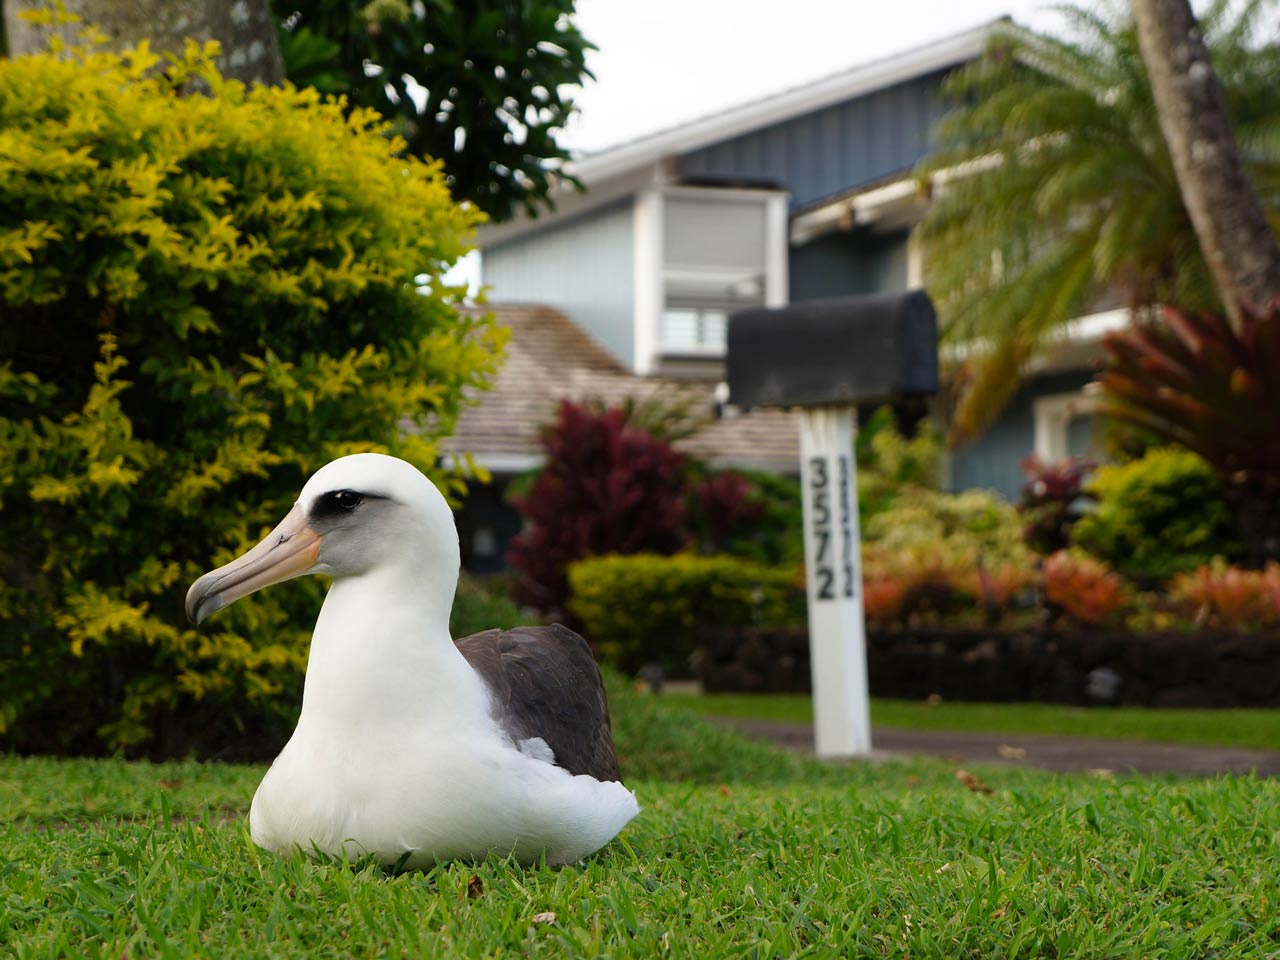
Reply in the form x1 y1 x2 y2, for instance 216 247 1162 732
185 505 322 625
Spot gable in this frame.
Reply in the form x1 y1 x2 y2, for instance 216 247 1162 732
677 70 955 211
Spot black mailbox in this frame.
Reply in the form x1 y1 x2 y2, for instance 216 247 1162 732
726 290 938 409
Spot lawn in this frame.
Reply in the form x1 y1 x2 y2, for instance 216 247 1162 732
680 692 1280 752
3 691 1278 958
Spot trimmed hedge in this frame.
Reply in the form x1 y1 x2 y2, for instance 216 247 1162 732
567 553 805 675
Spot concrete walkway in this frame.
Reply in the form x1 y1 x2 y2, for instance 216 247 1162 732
708 717 1280 776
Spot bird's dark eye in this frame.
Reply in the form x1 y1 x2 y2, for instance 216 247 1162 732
330 490 362 511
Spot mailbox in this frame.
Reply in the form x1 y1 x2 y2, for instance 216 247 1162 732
726 290 938 409
723 288 940 759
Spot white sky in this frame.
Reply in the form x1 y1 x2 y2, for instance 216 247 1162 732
560 0 1069 154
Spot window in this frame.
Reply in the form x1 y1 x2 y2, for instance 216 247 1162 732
1033 391 1099 462
661 306 727 352
660 265 763 353
655 189 784 356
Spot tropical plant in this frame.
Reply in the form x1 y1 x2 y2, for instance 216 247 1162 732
1042 551 1132 627
1098 300 1280 567
917 0 1280 439
271 0 594 221
690 472 768 555
860 545 971 627
861 574 910 628
1168 561 1280 631
708 468 805 567
1071 447 1241 584
954 561 1039 627
0 37 497 756
585 392 708 443
854 406 943 516
863 487 1032 569
1017 455 1095 555
507 400 690 615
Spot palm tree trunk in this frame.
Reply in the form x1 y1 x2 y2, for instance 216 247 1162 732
4 0 283 86
1132 0 1280 331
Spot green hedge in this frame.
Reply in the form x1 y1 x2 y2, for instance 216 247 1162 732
567 553 804 675
450 576 538 640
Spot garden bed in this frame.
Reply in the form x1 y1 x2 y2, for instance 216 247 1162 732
695 625 1280 707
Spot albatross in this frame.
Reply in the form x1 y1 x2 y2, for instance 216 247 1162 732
185 453 638 868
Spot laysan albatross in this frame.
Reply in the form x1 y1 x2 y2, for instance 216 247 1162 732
185 453 638 868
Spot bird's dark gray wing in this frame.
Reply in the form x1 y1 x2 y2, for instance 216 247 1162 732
455 623 623 783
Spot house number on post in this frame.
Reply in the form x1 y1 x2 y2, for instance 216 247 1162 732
807 454 856 602
798 407 871 758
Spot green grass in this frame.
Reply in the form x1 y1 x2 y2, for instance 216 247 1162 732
681 693 1280 751
4 688 1279 958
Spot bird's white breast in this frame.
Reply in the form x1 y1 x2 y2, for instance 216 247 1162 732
249 713 638 866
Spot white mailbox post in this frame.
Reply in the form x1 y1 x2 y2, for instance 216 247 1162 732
797 407 870 756
726 291 939 759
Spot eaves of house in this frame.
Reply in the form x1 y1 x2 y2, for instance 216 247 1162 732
480 20 1001 249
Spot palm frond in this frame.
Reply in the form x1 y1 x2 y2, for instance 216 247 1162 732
950 339 1028 443
916 0 1280 437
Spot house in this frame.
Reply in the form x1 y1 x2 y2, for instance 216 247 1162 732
467 19 1116 509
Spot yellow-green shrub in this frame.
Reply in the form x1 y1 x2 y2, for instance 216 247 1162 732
1071 448 1241 585
567 554 805 674
863 486 1032 568
0 37 501 756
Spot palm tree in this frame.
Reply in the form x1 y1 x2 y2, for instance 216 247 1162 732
1133 0 1280 328
916 0 1280 441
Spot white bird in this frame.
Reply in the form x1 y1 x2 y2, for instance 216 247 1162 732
185 453 638 868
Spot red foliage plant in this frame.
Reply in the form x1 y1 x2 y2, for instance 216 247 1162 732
1169 562 1280 630
861 545 969 626
1017 454 1094 555
1041 551 1131 627
954 563 1037 626
694 472 767 551
862 576 909 628
1098 300 1280 567
507 400 690 614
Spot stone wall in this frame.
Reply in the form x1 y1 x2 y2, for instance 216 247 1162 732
694 626 1280 707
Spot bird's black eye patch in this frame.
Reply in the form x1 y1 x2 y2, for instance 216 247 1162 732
313 489 364 517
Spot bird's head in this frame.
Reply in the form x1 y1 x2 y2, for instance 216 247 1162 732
185 453 459 625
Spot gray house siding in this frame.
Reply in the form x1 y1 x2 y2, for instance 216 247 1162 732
947 370 1098 500
676 71 955 210
482 202 636 366
789 230 909 302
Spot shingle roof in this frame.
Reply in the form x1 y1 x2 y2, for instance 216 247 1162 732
440 304 800 473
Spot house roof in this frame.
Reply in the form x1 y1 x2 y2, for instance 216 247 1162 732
570 21 999 187
478 20 1000 250
440 305 801 474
